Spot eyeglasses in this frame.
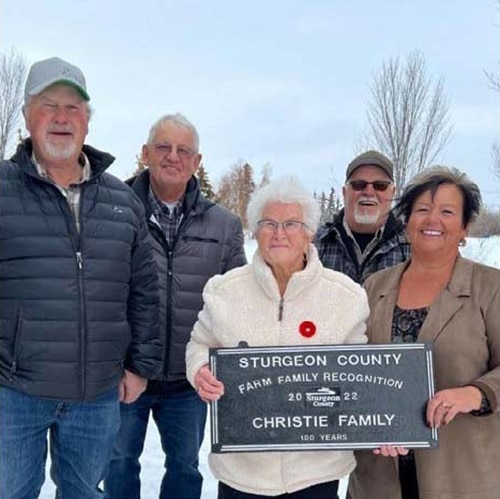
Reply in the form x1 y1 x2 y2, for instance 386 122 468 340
347 180 392 192
257 219 308 234
151 143 196 161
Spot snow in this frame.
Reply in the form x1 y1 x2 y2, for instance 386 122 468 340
38 236 499 498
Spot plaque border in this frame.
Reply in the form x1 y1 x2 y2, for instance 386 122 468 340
210 343 438 452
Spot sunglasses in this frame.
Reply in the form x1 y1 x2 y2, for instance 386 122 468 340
347 180 392 192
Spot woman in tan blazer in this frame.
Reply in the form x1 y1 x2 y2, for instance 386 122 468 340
348 166 500 499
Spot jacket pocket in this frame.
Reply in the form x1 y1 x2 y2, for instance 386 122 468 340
9 308 24 381
182 236 219 244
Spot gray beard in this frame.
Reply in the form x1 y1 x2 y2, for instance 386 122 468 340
42 141 77 160
354 209 380 226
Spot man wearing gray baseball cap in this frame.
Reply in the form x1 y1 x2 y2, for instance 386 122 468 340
0 57 162 499
315 150 410 284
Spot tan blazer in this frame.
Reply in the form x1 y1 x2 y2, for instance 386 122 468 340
348 256 500 499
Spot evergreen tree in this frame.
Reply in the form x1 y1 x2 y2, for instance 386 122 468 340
196 163 215 200
315 187 341 226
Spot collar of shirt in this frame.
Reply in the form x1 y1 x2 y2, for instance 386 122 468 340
148 185 184 219
342 213 385 260
342 214 384 243
32 151 91 187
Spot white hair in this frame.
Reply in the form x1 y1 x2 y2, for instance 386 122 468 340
247 177 321 235
146 113 199 151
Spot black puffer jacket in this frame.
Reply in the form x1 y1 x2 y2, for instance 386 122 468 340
128 170 246 383
0 140 162 401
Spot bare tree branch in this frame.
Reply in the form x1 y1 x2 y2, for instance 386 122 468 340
484 68 500 92
492 142 500 181
0 48 28 160
484 0 500 91
485 2 500 190
362 51 452 195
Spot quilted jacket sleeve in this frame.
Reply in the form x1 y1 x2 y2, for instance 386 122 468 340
125 197 162 378
224 215 247 272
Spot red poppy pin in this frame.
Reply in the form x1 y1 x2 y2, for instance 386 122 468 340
299 321 316 338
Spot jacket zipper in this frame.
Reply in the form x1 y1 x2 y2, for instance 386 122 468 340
149 220 173 379
278 297 284 321
75 185 87 399
165 244 174 378
76 249 86 397
151 214 193 379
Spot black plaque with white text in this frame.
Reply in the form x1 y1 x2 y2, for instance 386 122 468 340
209 343 438 453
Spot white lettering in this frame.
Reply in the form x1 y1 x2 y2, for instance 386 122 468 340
337 353 402 367
252 415 329 429
338 414 396 427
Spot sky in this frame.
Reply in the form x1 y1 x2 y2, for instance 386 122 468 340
1 0 499 206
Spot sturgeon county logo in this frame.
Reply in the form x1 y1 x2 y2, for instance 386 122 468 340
305 387 341 408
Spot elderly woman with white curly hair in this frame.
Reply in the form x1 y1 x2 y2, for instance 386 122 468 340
186 177 369 498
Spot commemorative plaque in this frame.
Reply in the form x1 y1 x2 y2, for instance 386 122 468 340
209 343 438 453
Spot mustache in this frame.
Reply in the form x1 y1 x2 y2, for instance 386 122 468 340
356 196 379 204
47 126 74 134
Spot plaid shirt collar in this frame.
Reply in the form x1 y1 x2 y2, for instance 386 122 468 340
148 185 184 245
342 213 386 259
31 152 91 185
342 213 384 244
32 152 91 187
31 152 91 233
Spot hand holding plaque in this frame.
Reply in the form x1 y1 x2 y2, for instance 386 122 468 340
194 364 224 403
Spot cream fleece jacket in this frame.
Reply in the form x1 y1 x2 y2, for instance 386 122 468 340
186 244 369 496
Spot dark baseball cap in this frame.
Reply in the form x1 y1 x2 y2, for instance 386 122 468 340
346 150 394 180
24 57 90 103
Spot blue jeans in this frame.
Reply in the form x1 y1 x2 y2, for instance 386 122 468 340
0 386 121 499
105 388 207 499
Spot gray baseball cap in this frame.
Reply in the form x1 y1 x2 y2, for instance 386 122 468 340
24 57 90 102
346 150 394 180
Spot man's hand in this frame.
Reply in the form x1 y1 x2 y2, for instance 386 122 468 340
119 370 147 404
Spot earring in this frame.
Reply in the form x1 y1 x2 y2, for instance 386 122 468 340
458 239 467 247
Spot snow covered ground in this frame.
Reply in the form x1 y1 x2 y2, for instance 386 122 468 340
39 236 499 498
461 235 500 268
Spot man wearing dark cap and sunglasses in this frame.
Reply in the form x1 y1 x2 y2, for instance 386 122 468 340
315 150 410 284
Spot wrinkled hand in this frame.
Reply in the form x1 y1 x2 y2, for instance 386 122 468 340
194 365 225 403
119 370 147 404
426 386 482 428
373 445 409 457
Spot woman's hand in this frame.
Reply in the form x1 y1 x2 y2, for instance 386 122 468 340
426 386 483 428
194 364 225 403
373 445 409 457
